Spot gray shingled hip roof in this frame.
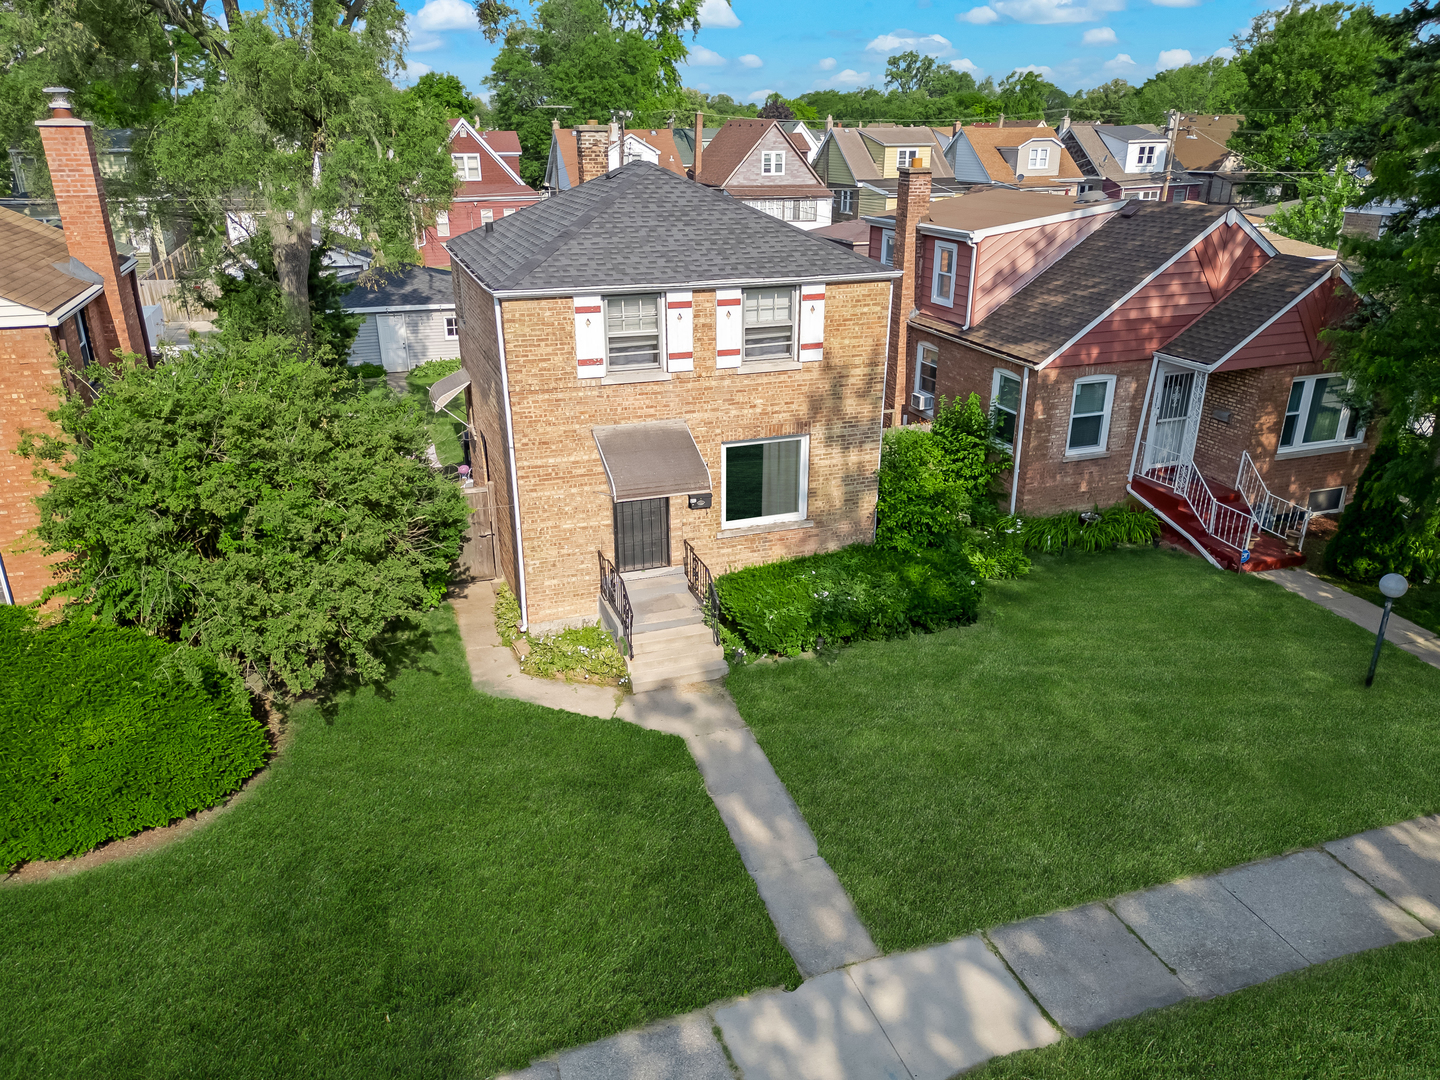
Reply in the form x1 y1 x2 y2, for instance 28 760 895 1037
1160 255 1336 368
445 161 898 297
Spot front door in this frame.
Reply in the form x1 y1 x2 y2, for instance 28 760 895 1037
614 498 670 572
1145 365 1207 471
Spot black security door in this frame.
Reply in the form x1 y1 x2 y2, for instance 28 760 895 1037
613 498 670 572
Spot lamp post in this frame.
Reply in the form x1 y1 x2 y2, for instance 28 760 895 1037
1365 573 1410 687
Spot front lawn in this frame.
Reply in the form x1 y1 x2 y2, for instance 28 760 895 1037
977 936 1440 1078
728 547 1440 954
0 607 797 1079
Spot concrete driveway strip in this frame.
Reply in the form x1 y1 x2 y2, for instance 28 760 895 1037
1325 815 1440 932
848 935 1060 1080
715 969 912 1080
555 1010 732 1080
1217 850 1432 964
988 901 1190 1037
1110 876 1309 998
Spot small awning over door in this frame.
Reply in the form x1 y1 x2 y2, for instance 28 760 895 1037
593 419 712 501
428 368 471 410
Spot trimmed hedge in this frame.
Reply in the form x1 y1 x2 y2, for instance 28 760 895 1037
0 608 268 869
715 544 983 657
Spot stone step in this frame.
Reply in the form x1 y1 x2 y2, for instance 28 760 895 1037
632 609 705 635
627 651 730 693
633 623 718 660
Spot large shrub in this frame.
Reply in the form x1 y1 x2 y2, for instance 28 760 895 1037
715 544 983 657
20 336 470 697
931 392 1011 499
875 428 970 553
0 607 268 869
1325 439 1440 581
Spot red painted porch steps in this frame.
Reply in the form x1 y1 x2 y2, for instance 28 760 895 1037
1129 475 1306 573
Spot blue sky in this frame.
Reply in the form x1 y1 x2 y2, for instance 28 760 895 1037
396 0 1406 102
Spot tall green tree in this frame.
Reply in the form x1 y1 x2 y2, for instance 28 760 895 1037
885 51 939 95
1070 79 1133 123
405 71 477 119
146 0 456 348
1118 58 1247 126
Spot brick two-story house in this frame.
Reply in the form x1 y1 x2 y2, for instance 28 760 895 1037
872 167 1369 572
418 121 541 268
444 158 898 650
1 88 152 603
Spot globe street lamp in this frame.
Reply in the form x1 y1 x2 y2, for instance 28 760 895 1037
1365 573 1410 687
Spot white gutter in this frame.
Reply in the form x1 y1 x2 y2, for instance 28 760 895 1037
1129 355 1159 480
964 241 978 329
345 304 454 314
493 295 529 633
481 269 902 301
1009 366 1030 516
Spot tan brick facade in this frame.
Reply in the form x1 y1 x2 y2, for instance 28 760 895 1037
457 272 891 628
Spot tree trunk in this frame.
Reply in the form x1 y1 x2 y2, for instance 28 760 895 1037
269 213 313 351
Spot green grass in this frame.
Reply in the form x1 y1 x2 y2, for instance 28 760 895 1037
727 547 1440 954
0 607 797 1079
976 936 1440 1078
406 363 466 467
1314 570 1440 637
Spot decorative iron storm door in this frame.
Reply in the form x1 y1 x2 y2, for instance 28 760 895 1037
613 498 670 572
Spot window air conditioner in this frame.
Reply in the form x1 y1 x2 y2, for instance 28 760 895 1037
911 390 935 413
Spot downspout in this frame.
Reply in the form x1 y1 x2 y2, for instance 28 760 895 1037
876 276 895 536
1009 367 1030 516
964 239 978 328
493 296 529 632
1129 355 1160 481
0 550 13 605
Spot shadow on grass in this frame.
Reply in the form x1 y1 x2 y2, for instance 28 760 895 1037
311 614 447 722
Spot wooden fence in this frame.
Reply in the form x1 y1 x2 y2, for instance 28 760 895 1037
137 241 218 324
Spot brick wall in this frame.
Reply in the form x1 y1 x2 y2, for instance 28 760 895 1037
887 166 930 425
461 277 890 628
0 325 66 603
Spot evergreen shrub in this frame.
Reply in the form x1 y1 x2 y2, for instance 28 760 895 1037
715 544 983 657
348 362 386 379
1325 439 1440 581
0 607 268 869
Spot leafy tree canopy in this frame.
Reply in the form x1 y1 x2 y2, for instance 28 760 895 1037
21 336 470 698
885 51 939 95
404 71 478 119
1119 57 1248 126
758 92 794 120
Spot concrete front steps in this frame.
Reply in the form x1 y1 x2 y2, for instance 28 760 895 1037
613 567 729 693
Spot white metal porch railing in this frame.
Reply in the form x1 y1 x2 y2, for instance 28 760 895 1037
1235 451 1312 552
1138 441 1256 554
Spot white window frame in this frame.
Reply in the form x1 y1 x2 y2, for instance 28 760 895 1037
1027 146 1049 169
897 149 919 168
445 316 459 338
991 368 1022 448
762 150 785 175
480 208 494 224
436 210 450 237
452 153 481 181
838 189 853 214
602 293 665 373
1279 375 1366 454
1136 144 1157 170
880 230 896 267
741 285 798 363
915 342 938 403
720 434 810 529
1137 189 1160 201
1065 374 1117 457
931 240 959 307
1307 486 1347 514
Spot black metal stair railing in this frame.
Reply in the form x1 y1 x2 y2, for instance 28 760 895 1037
597 550 634 658
682 540 722 648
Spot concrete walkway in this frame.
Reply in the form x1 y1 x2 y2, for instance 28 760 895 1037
503 814 1440 1080
1255 566 1440 671
449 579 878 980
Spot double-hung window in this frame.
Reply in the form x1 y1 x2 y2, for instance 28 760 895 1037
914 344 938 413
880 230 897 266
1066 375 1116 454
1136 145 1156 169
991 368 1022 447
1280 375 1365 451
897 149 918 168
762 150 785 175
838 189 853 214
445 317 459 338
436 211 450 237
931 241 958 307
1027 146 1049 169
605 294 662 370
742 287 795 362
73 307 95 368
452 154 481 181
722 436 808 528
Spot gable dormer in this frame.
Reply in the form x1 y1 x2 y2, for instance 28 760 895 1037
609 132 661 171
1096 127 1167 174
996 137 1064 178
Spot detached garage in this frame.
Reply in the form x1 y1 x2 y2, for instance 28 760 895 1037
345 265 460 371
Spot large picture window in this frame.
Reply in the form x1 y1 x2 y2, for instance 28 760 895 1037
991 368 1021 447
605 294 662 370
1281 375 1364 451
723 436 808 527
1066 375 1115 454
931 241 958 306
743 287 795 362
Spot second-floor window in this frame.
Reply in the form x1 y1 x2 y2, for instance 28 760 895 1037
743 287 795 361
880 230 896 266
481 208 494 224
436 211 450 237
1136 145 1157 169
931 241 958 307
1027 147 1050 169
838 189 853 214
452 153 481 181
762 150 785 175
605 295 662 370
897 149 919 168
1281 375 1365 451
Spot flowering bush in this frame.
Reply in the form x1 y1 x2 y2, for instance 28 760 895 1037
520 624 629 686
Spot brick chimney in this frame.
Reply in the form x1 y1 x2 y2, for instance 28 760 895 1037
693 111 704 180
887 165 931 426
574 123 609 184
34 87 149 360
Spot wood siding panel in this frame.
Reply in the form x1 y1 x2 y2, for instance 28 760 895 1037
1217 278 1350 373
728 125 819 186
915 235 973 323
1194 223 1268 301
970 211 1114 326
1054 250 1217 367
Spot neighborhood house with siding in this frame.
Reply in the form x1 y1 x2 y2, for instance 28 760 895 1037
345 265 461 371
946 122 1086 197
692 117 835 231
813 123 967 222
1061 121 1203 204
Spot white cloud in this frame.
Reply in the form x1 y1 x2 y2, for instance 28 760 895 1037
738 53 763 68
409 31 445 53
985 0 1124 24
813 69 871 89
959 6 1000 23
746 88 777 102
699 0 741 28
1012 63 1054 77
951 58 982 74
866 30 954 56
817 57 837 70
399 60 433 83
1103 52 1137 72
1157 47 1193 69
414 0 474 31
688 45 727 66
1212 45 1237 60
1082 26 1117 45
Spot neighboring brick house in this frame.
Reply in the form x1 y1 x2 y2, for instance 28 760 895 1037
693 117 835 231
813 124 968 222
1 88 152 604
1061 121 1203 204
444 158 898 634
543 121 688 192
947 121 1086 197
871 166 1369 572
417 121 541 268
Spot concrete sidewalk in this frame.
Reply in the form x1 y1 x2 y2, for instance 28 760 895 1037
504 814 1440 1079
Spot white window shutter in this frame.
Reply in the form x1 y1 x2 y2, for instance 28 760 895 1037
715 288 743 368
574 295 604 378
666 290 694 372
799 284 826 361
